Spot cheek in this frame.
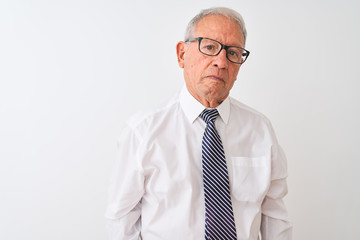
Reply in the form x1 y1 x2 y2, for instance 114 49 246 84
188 63 204 80
184 63 200 87
227 67 240 82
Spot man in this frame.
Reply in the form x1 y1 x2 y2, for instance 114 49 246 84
105 7 292 240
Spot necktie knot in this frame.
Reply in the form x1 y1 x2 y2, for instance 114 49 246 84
200 109 219 124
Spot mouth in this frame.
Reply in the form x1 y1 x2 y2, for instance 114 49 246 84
205 75 224 82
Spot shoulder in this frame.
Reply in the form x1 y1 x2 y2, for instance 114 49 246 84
229 97 270 123
228 97 280 144
126 92 181 130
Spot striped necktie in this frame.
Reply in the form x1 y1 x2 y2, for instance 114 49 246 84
200 108 238 240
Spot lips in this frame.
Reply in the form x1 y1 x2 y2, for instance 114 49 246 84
206 75 225 82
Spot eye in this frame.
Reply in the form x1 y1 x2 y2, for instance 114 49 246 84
204 44 216 51
228 50 239 57
199 39 221 55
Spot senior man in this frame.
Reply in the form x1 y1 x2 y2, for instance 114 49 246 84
105 7 292 240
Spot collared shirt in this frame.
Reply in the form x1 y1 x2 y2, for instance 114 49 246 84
105 87 292 240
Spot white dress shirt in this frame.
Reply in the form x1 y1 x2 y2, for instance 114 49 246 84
105 87 292 240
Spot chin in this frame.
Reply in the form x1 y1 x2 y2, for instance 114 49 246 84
205 89 227 101
207 85 226 95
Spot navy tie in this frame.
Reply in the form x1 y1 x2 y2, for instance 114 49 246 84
200 109 237 240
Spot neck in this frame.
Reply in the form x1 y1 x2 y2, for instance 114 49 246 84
200 98 223 108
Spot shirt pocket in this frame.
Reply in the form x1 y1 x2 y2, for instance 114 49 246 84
231 156 270 202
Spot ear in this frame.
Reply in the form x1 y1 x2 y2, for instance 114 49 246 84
176 41 186 68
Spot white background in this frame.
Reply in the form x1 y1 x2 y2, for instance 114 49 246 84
1 0 359 239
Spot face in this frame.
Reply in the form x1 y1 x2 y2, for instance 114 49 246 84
176 15 245 107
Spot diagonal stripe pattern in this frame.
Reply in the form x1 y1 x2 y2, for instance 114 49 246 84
200 109 238 240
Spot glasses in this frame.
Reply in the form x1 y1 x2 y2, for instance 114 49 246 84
185 37 250 64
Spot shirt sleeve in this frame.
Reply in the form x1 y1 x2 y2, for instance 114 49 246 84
105 124 144 240
260 143 293 240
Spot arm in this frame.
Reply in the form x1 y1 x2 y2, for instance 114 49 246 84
260 144 292 239
105 124 144 240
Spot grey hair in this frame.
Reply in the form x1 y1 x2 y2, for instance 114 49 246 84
184 7 247 44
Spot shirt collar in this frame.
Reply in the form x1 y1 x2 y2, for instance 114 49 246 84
179 86 230 124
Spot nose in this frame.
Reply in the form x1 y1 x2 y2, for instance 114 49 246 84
212 49 228 69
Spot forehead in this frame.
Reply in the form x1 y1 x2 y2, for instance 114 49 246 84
194 15 244 47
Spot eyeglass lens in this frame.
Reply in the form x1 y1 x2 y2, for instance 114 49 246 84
199 38 247 64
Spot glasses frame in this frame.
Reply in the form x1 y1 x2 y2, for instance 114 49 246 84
185 37 250 64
